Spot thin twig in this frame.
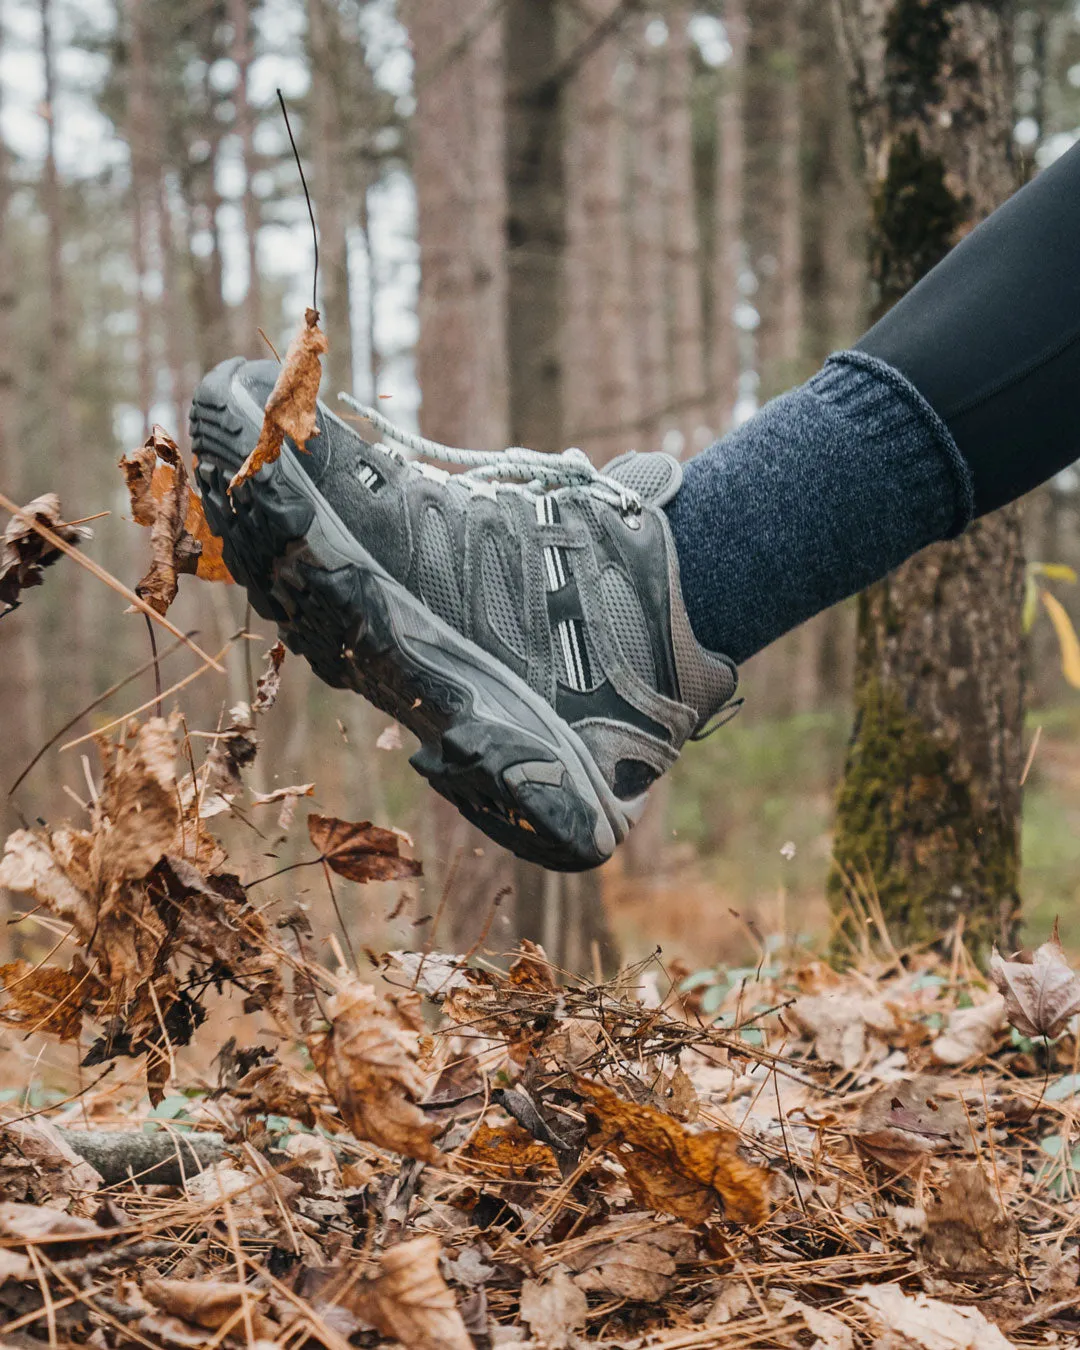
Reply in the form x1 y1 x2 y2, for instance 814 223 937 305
277 88 318 312
144 612 162 717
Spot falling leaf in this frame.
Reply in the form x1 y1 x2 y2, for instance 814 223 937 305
251 781 314 833
354 1235 472 1350
307 978 441 1162
0 493 91 614
790 993 896 1071
930 994 1006 1066
229 308 328 492
120 427 231 615
857 1282 1013 1349
520 1268 588 1350
142 1279 274 1336
376 722 403 751
575 1077 771 1225
252 640 286 714
990 921 1080 1039
0 959 101 1041
0 829 97 940
1039 589 1080 689
308 813 422 883
232 1058 328 1129
920 1164 1016 1275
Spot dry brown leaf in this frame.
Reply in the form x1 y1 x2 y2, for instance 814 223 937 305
790 993 896 1070
252 640 286 714
520 1267 588 1349
856 1077 970 1171
857 1282 1013 1349
96 715 179 886
921 1164 1016 1275
233 1059 328 1128
931 994 1006 1066
142 1278 273 1336
229 308 328 491
355 1235 472 1350
0 1200 111 1241
0 493 91 613
508 939 557 992
0 830 96 942
464 1122 559 1178
575 1076 770 1225
571 1228 687 1302
308 978 441 1162
308 812 422 883
0 1116 102 1202
120 427 231 615
990 921 1080 1039
0 958 101 1041
250 783 315 807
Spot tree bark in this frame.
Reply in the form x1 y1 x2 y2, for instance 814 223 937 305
829 0 1025 956
506 0 617 973
711 0 748 432
744 0 803 400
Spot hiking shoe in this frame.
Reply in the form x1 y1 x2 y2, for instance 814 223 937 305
190 358 737 870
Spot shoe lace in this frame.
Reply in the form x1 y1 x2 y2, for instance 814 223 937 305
338 394 643 517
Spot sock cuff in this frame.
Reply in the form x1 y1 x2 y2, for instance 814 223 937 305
812 349 975 538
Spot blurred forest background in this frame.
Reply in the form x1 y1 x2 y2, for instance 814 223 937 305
2 0 1080 974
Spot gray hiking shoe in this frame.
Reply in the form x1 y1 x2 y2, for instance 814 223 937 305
190 358 737 870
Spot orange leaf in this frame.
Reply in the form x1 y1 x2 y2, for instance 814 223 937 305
229 308 328 492
575 1076 771 1226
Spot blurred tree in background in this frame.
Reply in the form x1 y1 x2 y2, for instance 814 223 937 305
3 0 1080 971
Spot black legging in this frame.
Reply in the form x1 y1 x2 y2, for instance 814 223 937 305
857 138 1080 517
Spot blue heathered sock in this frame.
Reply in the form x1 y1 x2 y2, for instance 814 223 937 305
665 351 975 664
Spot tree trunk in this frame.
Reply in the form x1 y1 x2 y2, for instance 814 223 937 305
662 3 707 456
829 0 1024 956
711 0 747 432
506 0 617 973
125 0 154 435
744 0 803 400
229 0 264 356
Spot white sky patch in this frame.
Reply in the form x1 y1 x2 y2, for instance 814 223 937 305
688 14 731 67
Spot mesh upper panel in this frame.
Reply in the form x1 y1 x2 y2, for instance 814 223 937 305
604 451 682 505
417 507 463 631
600 567 656 686
480 536 526 657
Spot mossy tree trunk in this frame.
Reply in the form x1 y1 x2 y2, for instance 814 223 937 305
829 0 1025 957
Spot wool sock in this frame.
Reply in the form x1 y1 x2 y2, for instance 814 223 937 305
664 351 975 664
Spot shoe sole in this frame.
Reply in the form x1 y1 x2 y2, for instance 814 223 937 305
190 357 638 871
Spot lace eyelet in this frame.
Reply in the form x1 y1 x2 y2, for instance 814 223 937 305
623 511 642 531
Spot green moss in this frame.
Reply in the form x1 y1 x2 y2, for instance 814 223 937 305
829 678 1020 960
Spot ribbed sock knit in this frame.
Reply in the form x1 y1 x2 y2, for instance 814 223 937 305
664 351 975 664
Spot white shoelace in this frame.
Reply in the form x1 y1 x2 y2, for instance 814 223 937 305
338 393 643 516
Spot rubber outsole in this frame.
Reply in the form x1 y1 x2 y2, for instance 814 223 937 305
189 357 636 871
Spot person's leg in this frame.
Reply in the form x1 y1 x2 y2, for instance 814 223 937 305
667 140 1080 662
857 140 1080 516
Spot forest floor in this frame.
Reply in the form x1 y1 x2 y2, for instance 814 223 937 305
0 680 1078 1350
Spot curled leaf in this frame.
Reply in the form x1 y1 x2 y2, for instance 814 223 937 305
229 308 328 492
990 921 1080 1039
308 813 422 883
354 1236 472 1350
0 494 91 614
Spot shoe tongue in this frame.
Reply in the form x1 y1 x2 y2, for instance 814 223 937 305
602 451 683 508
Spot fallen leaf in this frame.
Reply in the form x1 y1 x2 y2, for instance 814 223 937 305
931 994 1006 1066
308 813 422 883
571 1226 689 1302
0 828 95 937
0 493 91 614
857 1281 1013 1349
921 1164 1016 1275
142 1278 273 1336
355 1235 472 1350
856 1077 970 1171
0 1200 111 1241
307 978 441 1162
801 1302 854 1350
790 993 896 1070
520 1267 588 1349
0 1116 102 1202
990 921 1080 1039
229 308 328 491
575 1076 771 1225
705 1282 753 1326
232 1058 328 1129
0 958 100 1041
385 950 480 998
252 640 286 714
464 1122 559 1178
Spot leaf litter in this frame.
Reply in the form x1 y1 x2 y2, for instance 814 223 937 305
2 700 1079 1350
2 468 1080 1346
